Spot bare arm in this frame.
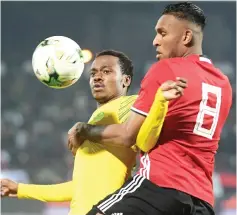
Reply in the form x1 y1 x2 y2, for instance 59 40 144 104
68 78 187 151
78 112 145 147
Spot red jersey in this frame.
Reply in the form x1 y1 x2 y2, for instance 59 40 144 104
131 55 232 206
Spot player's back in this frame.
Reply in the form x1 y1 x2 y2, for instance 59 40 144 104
69 95 137 215
164 55 232 148
146 55 232 206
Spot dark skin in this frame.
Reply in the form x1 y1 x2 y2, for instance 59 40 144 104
68 14 200 152
0 54 133 197
68 78 187 152
69 54 131 154
89 55 131 107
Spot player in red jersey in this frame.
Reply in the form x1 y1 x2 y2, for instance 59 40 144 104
68 2 232 215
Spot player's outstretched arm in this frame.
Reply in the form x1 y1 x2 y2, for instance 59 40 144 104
68 78 187 150
68 109 145 149
1 179 73 202
136 87 168 152
135 78 187 152
136 79 186 152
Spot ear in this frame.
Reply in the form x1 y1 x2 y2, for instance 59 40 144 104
122 75 131 88
183 29 193 46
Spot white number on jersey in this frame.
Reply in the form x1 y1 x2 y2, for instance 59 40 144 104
193 83 222 139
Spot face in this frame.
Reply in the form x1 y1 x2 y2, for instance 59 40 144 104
89 55 128 104
153 14 188 60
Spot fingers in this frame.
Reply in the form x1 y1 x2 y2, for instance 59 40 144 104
68 138 74 152
68 124 77 154
176 77 187 84
176 80 187 89
176 77 188 89
68 137 79 156
161 77 188 101
174 85 184 95
8 193 18 198
161 78 187 91
1 179 18 198
68 122 80 135
68 124 76 135
1 179 8 188
67 122 86 156
1 187 9 197
174 77 188 95
1 188 17 198
1 180 9 197
68 140 72 151
71 147 77 156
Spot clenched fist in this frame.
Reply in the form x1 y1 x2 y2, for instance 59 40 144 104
1 179 18 198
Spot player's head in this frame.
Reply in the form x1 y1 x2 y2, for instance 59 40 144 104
153 2 206 60
89 50 133 105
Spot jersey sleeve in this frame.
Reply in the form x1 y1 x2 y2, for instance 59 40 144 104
131 61 174 116
118 95 139 152
17 181 73 202
118 95 137 123
136 88 168 152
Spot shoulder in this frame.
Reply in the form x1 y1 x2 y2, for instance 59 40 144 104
121 95 138 101
143 59 176 84
148 58 184 69
116 96 137 123
147 60 171 74
118 95 137 108
97 96 137 111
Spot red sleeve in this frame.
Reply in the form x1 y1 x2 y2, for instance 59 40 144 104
131 60 175 116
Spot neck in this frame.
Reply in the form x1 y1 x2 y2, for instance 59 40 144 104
96 93 126 108
183 46 203 58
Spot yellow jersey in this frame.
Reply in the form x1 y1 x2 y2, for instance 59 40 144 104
18 95 138 215
70 95 138 214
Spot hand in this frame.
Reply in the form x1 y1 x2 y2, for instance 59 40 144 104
1 179 18 198
68 122 85 156
160 77 187 101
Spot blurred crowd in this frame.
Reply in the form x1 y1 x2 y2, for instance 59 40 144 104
1 61 94 183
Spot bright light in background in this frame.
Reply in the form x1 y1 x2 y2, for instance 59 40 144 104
81 49 93 63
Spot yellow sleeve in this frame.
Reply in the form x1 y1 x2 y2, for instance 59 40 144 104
118 96 137 123
136 88 168 152
17 181 73 202
118 95 139 153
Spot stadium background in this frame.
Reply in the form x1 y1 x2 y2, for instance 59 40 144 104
1 1 236 215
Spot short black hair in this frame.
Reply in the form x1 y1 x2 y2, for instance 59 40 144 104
96 49 134 86
162 2 206 30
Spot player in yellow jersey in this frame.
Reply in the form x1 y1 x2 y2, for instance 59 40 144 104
1 50 137 215
1 50 186 215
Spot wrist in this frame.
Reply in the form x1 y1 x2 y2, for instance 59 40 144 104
75 122 87 139
16 183 21 197
156 88 168 102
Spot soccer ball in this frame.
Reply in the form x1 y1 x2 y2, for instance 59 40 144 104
32 36 85 89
